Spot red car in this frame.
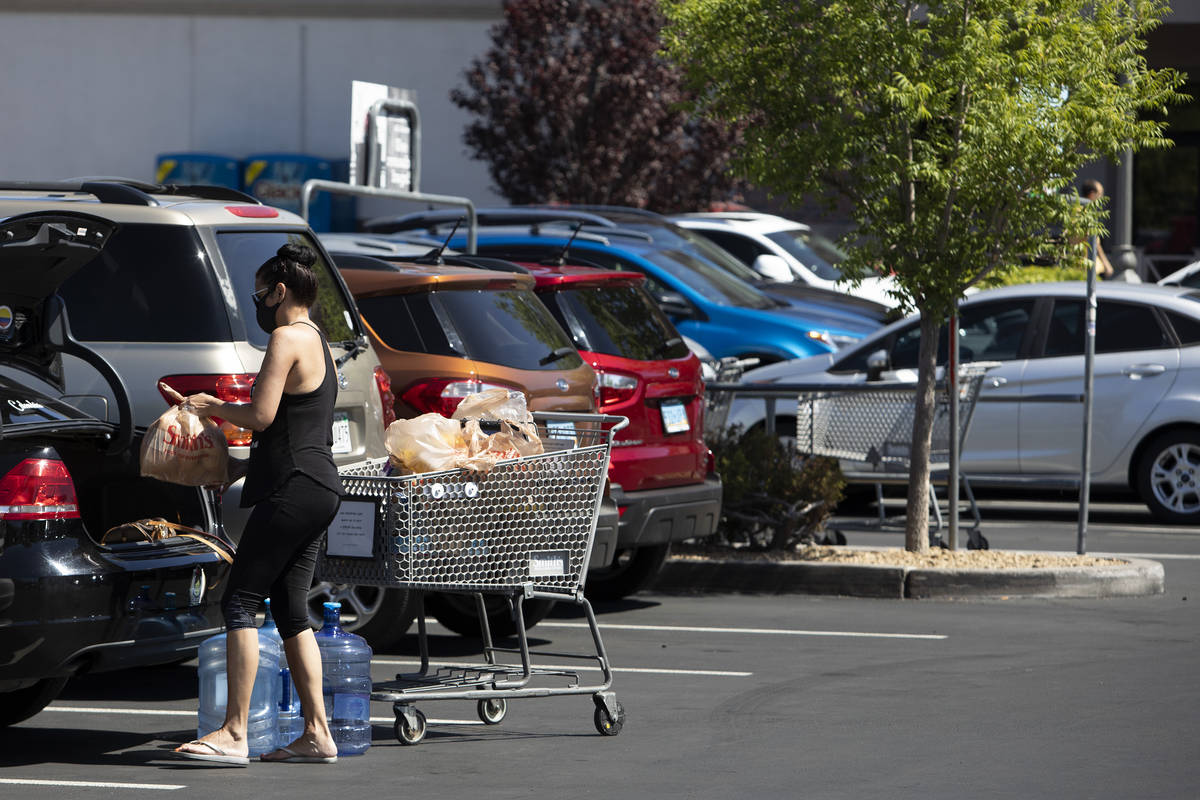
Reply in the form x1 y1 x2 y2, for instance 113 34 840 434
521 262 723 599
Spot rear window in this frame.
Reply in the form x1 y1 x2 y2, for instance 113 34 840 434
360 289 583 371
59 224 230 342
542 284 689 361
217 231 358 347
1165 310 1200 345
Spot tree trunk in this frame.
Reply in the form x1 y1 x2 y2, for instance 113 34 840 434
903 309 942 552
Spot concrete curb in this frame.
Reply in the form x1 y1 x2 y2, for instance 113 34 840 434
652 554 1165 600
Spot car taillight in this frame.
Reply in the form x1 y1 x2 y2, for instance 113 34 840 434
596 371 639 409
160 374 257 446
705 448 716 476
374 366 397 429
0 458 81 521
400 378 517 417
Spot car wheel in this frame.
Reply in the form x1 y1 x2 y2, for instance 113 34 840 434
584 543 671 601
307 583 415 650
424 592 556 638
1137 430 1200 524
0 677 69 728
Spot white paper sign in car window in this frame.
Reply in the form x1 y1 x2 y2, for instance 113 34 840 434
325 500 376 558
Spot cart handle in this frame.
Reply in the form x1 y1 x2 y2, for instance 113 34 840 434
532 411 630 433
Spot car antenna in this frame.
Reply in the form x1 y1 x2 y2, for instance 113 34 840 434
540 222 584 267
415 217 463 265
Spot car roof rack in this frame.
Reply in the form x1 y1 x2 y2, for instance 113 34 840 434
0 179 261 206
364 207 618 235
528 203 668 222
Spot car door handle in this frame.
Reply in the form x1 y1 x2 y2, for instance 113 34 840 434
988 377 1008 387
1123 364 1166 379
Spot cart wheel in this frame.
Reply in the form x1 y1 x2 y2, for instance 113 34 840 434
968 533 990 550
593 701 625 736
822 530 847 546
477 698 507 725
394 708 427 746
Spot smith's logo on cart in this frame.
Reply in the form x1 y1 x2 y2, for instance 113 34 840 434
529 550 568 577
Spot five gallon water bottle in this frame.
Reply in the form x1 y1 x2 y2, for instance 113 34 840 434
314 602 373 755
196 616 282 756
259 600 304 746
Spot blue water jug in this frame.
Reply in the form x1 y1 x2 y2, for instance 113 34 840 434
314 602 373 755
196 622 282 756
260 600 304 746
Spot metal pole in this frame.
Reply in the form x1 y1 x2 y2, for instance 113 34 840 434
948 308 959 550
1078 252 1097 555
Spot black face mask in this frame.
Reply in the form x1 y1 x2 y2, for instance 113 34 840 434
253 293 280 334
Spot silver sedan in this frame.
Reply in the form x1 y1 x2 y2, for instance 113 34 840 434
723 282 1200 523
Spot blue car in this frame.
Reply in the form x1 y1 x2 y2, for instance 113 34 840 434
366 210 882 364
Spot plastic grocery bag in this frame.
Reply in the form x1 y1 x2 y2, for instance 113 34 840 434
385 413 469 474
140 382 229 486
452 388 532 423
454 389 543 469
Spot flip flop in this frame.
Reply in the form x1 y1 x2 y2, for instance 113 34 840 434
173 740 250 766
260 745 338 764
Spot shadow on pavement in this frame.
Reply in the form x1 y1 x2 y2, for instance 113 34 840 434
0 725 191 768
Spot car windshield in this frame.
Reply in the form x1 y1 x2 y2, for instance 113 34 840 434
645 248 776 310
217 231 358 348
764 229 846 281
543 283 690 361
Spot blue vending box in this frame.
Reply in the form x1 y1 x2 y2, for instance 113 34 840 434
155 153 242 190
244 153 335 231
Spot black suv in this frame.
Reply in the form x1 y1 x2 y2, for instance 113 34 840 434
0 211 231 727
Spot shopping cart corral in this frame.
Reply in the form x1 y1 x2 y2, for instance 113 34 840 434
793 364 998 547
316 412 627 745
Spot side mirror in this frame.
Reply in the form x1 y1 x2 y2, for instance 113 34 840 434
866 349 890 382
658 292 696 319
752 254 794 282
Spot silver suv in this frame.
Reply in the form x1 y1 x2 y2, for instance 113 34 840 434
0 180 404 645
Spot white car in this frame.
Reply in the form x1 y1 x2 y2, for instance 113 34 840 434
723 282 1200 523
671 212 900 307
1157 259 1200 289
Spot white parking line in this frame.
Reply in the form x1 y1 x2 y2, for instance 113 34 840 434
47 706 192 716
371 658 752 676
0 778 183 791
538 622 947 640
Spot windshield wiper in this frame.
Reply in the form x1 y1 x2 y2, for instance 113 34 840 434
333 336 369 367
539 346 577 366
652 336 684 358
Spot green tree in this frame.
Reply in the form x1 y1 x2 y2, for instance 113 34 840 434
661 0 1185 551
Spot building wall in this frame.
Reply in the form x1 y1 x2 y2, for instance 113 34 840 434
0 7 507 208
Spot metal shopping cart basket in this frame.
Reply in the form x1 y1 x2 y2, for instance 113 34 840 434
794 364 996 543
316 411 627 745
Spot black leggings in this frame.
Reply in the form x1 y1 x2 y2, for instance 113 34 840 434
222 473 342 640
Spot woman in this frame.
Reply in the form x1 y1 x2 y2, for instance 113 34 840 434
175 243 343 765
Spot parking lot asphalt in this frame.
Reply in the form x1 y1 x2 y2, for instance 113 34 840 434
2 492 1196 800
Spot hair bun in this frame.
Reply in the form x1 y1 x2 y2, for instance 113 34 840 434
277 242 317 267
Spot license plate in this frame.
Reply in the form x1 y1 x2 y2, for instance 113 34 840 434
331 412 352 454
660 400 690 434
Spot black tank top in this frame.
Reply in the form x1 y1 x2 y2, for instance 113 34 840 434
241 321 344 507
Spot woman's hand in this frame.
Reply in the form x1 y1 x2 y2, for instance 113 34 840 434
184 392 224 418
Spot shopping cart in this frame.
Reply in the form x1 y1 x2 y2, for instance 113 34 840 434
316 411 627 745
703 356 760 440
794 364 996 544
